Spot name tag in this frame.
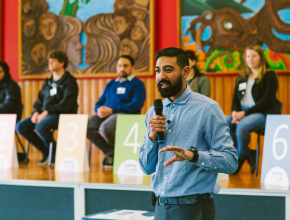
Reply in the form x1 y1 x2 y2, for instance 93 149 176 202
50 87 57 96
238 82 247 91
117 87 126 94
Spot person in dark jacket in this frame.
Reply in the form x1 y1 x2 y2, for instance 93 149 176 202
184 50 210 97
226 45 282 174
0 62 22 120
87 55 146 168
16 51 79 166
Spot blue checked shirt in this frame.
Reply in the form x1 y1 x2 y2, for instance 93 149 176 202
139 86 238 197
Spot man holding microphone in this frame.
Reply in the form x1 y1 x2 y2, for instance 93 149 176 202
139 47 238 220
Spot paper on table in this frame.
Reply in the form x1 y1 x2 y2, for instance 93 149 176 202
87 210 154 220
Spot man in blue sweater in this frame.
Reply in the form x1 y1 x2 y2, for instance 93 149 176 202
87 55 146 167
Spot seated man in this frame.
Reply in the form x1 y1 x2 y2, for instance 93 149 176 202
87 55 146 168
0 61 22 120
16 51 78 166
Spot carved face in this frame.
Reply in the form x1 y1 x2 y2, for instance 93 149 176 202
31 43 47 66
119 38 139 60
23 18 36 38
39 18 57 41
130 26 144 41
67 35 82 65
113 16 130 35
84 34 98 64
131 8 147 20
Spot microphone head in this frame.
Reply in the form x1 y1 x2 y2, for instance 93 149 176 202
154 99 163 108
154 99 163 115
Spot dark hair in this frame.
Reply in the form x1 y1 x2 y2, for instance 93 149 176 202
118 55 135 66
49 50 68 69
155 47 189 70
0 61 12 81
184 50 203 77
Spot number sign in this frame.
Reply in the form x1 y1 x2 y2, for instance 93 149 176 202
113 115 146 177
55 114 89 172
261 115 290 188
0 114 18 169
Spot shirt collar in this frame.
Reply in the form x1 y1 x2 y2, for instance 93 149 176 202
163 85 192 106
115 74 135 82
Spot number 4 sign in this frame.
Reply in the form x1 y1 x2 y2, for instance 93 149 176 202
113 115 146 176
261 115 290 188
55 115 89 173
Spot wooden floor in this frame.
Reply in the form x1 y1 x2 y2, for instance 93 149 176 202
0 147 264 190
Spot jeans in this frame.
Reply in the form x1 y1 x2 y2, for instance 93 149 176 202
16 115 59 157
154 198 215 220
226 113 266 159
87 114 121 157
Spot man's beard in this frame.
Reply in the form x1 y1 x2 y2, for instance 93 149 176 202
157 73 183 98
118 71 130 78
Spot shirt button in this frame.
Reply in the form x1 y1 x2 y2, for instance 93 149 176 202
161 192 164 194
169 130 171 132
173 104 175 106
215 167 217 169
202 162 204 165
150 145 153 148
171 115 174 117
164 176 167 179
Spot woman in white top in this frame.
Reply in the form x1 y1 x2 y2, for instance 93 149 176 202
226 45 282 174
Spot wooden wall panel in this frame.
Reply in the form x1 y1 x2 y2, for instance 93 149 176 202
17 75 290 122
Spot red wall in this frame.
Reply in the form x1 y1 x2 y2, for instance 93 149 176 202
2 0 178 81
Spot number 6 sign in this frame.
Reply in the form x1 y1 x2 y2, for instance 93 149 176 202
55 114 89 172
261 115 290 188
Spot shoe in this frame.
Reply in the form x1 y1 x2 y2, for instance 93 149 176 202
247 150 256 174
38 152 49 167
233 158 246 174
102 156 113 168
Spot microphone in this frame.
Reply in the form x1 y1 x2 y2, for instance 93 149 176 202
154 99 165 144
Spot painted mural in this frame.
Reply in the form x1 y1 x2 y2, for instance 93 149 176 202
181 0 290 72
21 0 152 78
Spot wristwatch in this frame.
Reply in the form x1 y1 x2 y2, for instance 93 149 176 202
188 147 199 162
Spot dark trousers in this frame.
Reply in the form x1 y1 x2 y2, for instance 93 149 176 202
16 115 59 156
86 114 120 157
154 198 215 220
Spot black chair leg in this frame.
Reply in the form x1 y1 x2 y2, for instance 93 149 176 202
25 142 30 165
48 142 53 166
88 141 92 165
15 133 25 153
255 133 260 176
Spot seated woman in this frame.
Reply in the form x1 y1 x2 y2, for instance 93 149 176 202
184 50 210 97
227 45 282 174
0 62 22 120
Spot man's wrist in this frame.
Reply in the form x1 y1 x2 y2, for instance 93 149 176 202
148 132 157 141
188 147 199 162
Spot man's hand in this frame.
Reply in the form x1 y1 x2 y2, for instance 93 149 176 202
148 115 166 141
37 110 48 123
97 106 113 118
159 146 194 166
31 112 39 124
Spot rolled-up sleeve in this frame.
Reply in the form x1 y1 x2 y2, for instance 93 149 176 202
139 110 158 175
196 104 238 174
